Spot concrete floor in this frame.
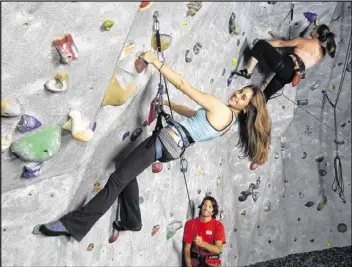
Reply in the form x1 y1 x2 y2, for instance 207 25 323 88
1 2 351 266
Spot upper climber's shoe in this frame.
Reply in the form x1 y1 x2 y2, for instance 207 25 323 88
234 69 252 79
113 221 142 232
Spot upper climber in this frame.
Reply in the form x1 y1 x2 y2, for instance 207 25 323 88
36 51 271 242
235 24 337 102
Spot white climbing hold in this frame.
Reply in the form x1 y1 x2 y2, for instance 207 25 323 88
63 110 93 142
1 135 12 152
1 98 24 117
44 72 69 92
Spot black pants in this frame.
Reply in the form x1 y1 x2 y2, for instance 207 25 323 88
60 135 176 242
251 40 295 102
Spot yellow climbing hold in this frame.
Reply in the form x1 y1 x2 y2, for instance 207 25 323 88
328 85 336 92
101 72 136 107
44 72 69 93
119 41 135 60
94 183 101 191
102 20 114 31
1 135 12 152
216 177 221 186
151 34 172 52
231 57 238 66
326 240 332 247
220 159 224 167
197 166 204 175
87 243 94 251
181 20 188 28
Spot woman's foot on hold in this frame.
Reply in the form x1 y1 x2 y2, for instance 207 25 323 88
235 69 252 79
39 220 71 237
113 221 142 232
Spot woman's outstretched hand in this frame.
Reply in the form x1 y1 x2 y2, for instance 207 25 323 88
139 51 157 64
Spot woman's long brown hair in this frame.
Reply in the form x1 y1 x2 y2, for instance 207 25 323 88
237 85 271 165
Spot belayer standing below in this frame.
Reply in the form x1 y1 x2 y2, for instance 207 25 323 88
183 196 226 267
235 24 337 101
37 51 271 242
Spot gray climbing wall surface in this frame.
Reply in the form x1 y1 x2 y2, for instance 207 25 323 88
1 2 351 266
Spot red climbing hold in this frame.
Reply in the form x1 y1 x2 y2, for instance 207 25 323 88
151 225 160 236
152 162 163 173
249 162 258 170
134 58 148 73
139 1 153 11
108 230 119 243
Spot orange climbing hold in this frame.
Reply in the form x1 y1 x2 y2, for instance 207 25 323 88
53 33 78 64
139 1 153 11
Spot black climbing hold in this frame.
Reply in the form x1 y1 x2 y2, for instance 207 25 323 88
340 122 346 127
310 239 314 243
268 240 271 243
334 139 345 145
337 63 343 66
257 225 260 228
294 238 297 242
302 152 307 159
297 99 308 106
282 105 285 109
3 228 6 232
315 154 324 162
337 223 347 233
294 22 299 26
299 192 304 198
130 128 143 141
234 228 237 232
185 50 193 63
319 169 327 176
298 218 301 221
305 201 314 207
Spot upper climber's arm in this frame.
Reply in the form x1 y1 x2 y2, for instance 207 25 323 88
178 81 224 113
267 37 304 48
164 101 197 118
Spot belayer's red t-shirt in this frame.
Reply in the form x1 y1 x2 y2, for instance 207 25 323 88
184 217 226 265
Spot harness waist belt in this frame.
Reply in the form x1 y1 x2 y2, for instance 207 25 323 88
167 119 195 147
290 54 306 78
191 252 220 260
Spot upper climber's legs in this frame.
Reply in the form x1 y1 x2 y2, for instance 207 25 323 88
236 40 284 79
40 135 157 242
263 56 296 101
114 178 142 231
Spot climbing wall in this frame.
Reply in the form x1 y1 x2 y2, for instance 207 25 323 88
1 2 351 266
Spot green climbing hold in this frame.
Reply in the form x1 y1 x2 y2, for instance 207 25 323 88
10 126 61 162
102 20 114 31
328 85 336 92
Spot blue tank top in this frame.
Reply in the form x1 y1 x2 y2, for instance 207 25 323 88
169 108 236 142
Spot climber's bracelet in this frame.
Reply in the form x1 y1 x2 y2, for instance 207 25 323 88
159 63 164 71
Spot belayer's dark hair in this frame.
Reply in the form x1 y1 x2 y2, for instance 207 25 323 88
317 24 336 58
198 196 219 219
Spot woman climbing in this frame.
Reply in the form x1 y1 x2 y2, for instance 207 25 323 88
235 24 337 102
37 51 271 242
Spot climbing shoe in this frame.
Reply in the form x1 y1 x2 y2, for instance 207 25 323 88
113 221 142 232
234 69 252 79
39 220 71 237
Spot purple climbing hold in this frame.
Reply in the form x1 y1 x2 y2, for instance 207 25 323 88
17 114 42 133
303 12 318 22
22 162 44 178
122 131 130 141
92 122 97 132
237 39 240 46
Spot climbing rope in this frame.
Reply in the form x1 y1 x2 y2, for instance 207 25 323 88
281 31 351 204
151 11 202 258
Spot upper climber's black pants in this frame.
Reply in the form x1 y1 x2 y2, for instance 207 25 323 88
60 135 176 242
251 40 295 102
